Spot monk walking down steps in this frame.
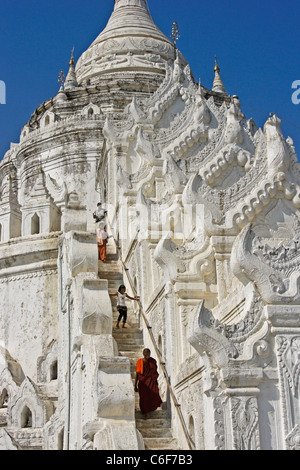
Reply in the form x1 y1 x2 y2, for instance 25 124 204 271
135 348 162 419
110 285 139 328
96 224 111 262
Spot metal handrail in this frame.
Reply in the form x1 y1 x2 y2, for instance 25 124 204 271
106 221 195 451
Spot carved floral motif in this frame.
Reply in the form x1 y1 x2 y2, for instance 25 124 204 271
231 396 260 450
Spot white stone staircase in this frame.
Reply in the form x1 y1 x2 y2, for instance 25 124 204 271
98 242 181 451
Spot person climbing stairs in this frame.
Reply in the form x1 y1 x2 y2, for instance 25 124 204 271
98 240 182 451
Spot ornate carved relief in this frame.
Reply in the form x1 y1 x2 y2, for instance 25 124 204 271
286 425 300 450
230 396 260 450
231 223 300 304
276 335 300 449
277 336 300 397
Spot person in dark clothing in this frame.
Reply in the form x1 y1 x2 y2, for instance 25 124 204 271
93 202 107 225
109 285 139 328
135 348 162 419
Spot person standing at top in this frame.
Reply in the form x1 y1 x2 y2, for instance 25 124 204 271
93 202 107 226
109 285 139 329
134 348 162 419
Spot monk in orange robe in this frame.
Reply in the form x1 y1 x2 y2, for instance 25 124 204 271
97 225 109 262
134 348 162 419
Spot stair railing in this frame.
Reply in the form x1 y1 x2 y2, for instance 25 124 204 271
106 220 195 451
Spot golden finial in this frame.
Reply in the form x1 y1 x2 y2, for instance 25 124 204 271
69 46 75 66
214 56 220 73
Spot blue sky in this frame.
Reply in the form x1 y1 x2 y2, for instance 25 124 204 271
1 0 300 159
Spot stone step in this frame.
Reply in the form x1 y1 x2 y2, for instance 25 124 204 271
117 347 142 356
114 342 144 351
143 438 181 451
119 351 142 360
118 346 142 354
98 262 122 268
116 342 142 350
106 243 117 252
99 256 119 262
118 348 139 355
113 334 143 343
113 328 143 337
100 271 121 276
136 418 171 429
106 254 119 261
112 324 140 330
112 316 140 325
113 326 142 332
104 266 122 271
138 427 173 439
113 335 143 342
113 328 141 335
115 334 141 342
106 245 118 252
108 281 124 287
99 272 124 280
135 409 170 420
98 262 122 273
113 324 142 330
99 258 120 264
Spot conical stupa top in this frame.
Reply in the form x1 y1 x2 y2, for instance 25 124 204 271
99 0 170 44
76 0 185 84
212 56 226 94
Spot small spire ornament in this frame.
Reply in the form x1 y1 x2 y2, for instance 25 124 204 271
171 21 180 47
69 45 75 66
212 56 226 94
58 70 65 90
65 46 78 90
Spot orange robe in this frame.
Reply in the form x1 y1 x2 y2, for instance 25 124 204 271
97 228 108 261
98 239 107 261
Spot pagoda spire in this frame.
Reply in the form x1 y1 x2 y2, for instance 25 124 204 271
75 0 184 85
56 69 67 102
114 0 149 9
212 56 226 94
64 47 78 91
